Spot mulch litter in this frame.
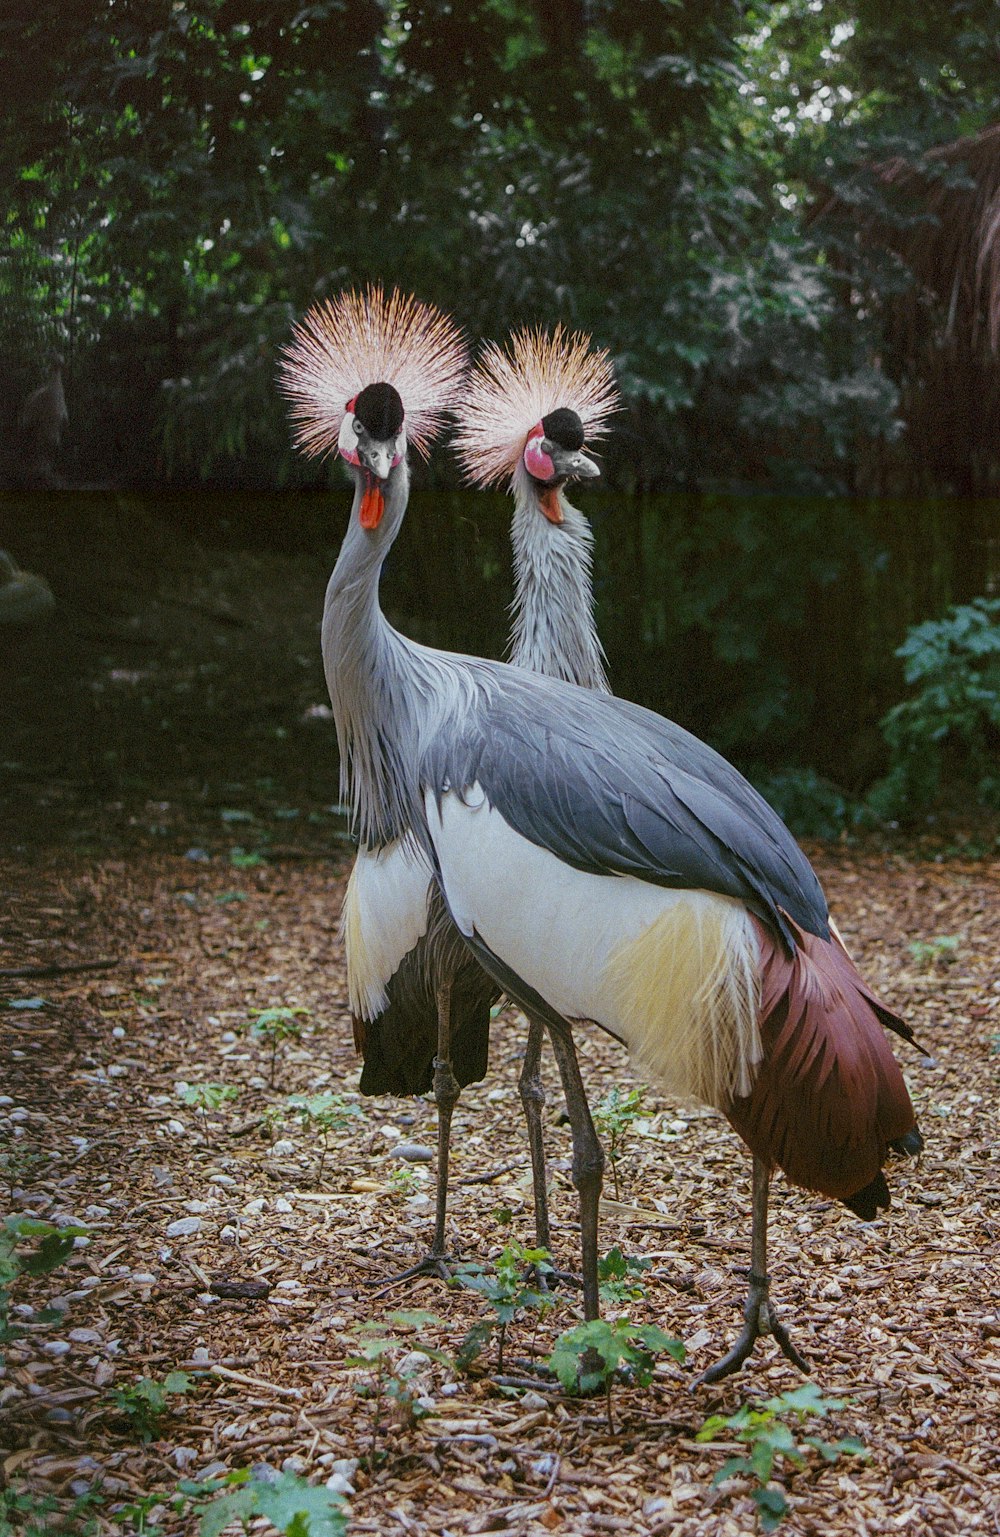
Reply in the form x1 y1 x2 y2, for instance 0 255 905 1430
1 501 998 1532
1 829 998 1535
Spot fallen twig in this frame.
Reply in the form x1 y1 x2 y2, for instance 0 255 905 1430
0 956 118 979
203 1363 303 1399
456 1161 524 1186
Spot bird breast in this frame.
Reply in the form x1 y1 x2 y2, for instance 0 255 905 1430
426 785 763 1108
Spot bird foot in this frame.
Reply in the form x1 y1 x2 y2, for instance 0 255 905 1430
368 1252 456 1294
693 1271 810 1387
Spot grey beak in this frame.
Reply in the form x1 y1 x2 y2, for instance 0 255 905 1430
571 451 600 480
360 442 394 481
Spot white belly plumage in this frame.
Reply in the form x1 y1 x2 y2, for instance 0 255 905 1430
427 785 764 1107
342 841 433 1020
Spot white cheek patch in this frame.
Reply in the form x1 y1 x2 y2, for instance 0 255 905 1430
390 429 406 468
338 411 361 466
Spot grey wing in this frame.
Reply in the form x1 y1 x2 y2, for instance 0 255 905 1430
426 667 829 949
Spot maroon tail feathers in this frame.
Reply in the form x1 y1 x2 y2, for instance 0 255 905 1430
726 918 921 1219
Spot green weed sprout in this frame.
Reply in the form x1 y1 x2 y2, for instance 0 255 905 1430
178 1465 348 1536
284 1092 363 1180
697 1383 869 1530
0 1216 89 1365
347 1310 448 1467
549 1316 684 1432
453 1241 554 1373
110 1372 194 1443
908 934 959 968
593 1086 644 1200
244 1005 309 1086
179 1081 239 1138
598 1246 651 1307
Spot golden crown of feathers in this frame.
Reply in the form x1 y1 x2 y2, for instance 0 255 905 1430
279 286 468 460
453 324 620 488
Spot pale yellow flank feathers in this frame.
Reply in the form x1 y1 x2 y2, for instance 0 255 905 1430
602 892 762 1108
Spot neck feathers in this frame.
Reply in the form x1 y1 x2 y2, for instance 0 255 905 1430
507 462 609 693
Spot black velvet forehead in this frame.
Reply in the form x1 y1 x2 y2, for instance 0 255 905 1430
541 406 585 451
354 381 405 441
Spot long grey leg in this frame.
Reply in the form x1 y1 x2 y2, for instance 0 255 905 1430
695 1155 809 1385
430 976 460 1259
545 1022 604 1321
372 975 458 1291
518 1015 551 1251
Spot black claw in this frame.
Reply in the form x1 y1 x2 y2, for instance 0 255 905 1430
368 1253 455 1293
692 1280 810 1387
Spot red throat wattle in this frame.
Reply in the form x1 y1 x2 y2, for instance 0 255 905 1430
359 475 385 529
539 487 563 524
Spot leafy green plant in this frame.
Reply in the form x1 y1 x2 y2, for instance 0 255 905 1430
908 934 959 968
179 1465 348 1537
870 597 1000 819
346 1310 447 1467
598 1246 651 1307
0 1216 89 1363
0 1147 44 1198
549 1317 684 1431
283 1093 363 1181
0 1482 102 1537
110 1371 194 1443
387 1165 421 1199
179 1081 239 1137
453 1242 554 1373
754 767 859 840
593 1086 644 1200
244 1006 309 1087
229 846 267 869
697 1383 869 1530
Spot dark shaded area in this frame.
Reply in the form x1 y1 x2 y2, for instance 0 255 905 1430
0 484 978 852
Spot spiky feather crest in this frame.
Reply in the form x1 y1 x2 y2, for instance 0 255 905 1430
453 324 620 488
279 286 468 460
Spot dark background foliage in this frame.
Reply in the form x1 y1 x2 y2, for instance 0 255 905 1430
1 0 998 800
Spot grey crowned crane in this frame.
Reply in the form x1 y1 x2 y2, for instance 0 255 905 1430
283 286 922 1383
282 308 618 1276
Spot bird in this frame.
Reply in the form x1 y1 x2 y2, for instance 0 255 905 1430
354 327 618 1277
283 285 922 1383
283 306 618 1278
18 355 68 485
0 550 55 626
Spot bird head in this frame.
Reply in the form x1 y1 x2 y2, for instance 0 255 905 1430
452 325 618 519
522 407 600 524
337 381 406 527
279 285 468 533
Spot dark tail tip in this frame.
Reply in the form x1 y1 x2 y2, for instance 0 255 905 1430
845 1170 890 1221
891 1123 924 1158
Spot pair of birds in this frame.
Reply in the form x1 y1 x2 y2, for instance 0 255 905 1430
280 288 922 1385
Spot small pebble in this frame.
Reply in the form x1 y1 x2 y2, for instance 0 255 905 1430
281 1455 307 1475
42 1341 71 1357
166 1216 202 1238
393 1143 434 1163
209 1174 237 1187
519 1390 549 1412
274 1197 294 1214
269 1140 295 1158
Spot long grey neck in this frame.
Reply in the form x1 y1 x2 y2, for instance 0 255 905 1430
322 459 430 849
507 461 610 693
